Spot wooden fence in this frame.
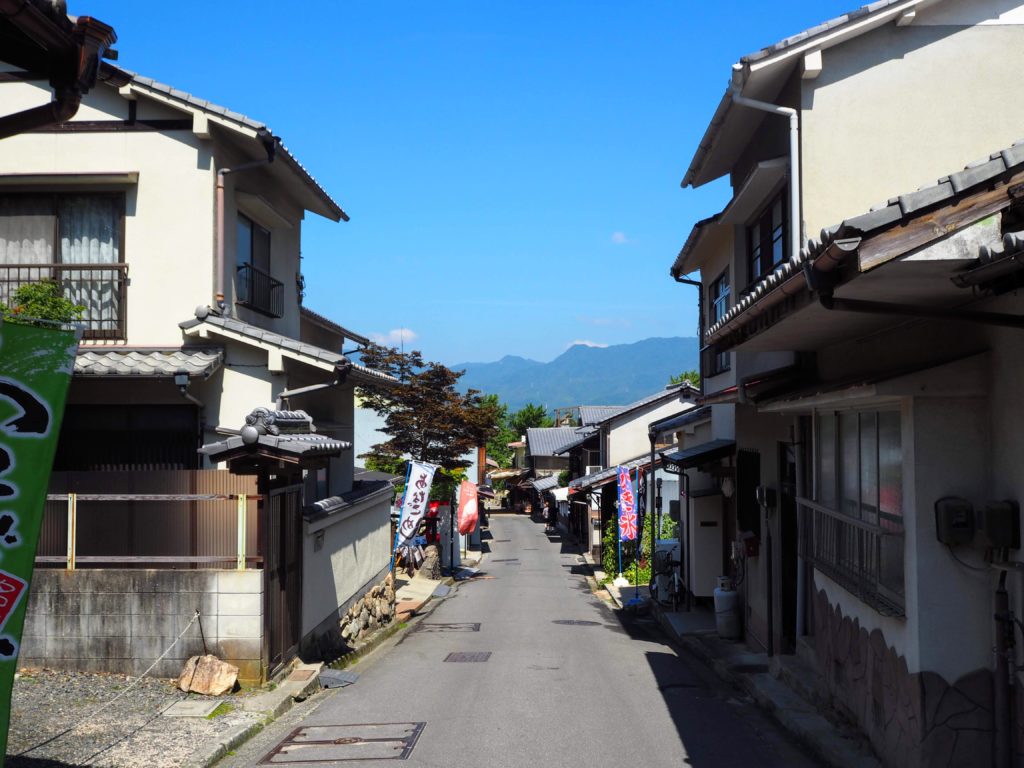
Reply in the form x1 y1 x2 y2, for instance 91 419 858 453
38 470 260 569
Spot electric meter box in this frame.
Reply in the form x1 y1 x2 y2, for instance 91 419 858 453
935 497 975 546
977 500 1020 549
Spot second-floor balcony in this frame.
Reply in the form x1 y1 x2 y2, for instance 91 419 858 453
236 263 283 318
0 262 128 340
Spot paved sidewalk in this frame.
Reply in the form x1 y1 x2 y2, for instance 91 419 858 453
6 559 469 768
650 604 881 768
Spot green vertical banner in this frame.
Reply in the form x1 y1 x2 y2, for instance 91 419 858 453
0 321 78 764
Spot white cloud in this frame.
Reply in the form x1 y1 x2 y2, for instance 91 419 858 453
371 328 418 347
568 339 609 349
611 231 630 245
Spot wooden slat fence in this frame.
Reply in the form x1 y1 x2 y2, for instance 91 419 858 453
39 470 260 569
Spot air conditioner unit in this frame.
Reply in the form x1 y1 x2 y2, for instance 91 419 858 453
585 465 602 476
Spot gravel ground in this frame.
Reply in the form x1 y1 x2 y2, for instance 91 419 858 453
6 669 262 768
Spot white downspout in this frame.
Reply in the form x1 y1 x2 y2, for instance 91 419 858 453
730 90 802 260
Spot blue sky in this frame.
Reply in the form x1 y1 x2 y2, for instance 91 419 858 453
78 1 858 364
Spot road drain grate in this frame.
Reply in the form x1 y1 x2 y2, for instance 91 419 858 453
552 620 600 626
493 539 511 542
492 558 519 563
444 651 491 662
259 722 425 763
415 622 481 633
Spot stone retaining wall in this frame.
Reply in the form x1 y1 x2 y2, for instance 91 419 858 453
21 569 264 682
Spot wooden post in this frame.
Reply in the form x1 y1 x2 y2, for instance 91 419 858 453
66 492 77 570
237 493 247 571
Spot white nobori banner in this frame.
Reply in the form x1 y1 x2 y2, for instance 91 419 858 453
395 461 439 549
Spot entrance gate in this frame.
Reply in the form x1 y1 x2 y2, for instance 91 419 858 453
266 484 303 674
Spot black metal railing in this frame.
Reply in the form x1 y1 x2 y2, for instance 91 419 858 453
0 262 128 340
236 263 283 318
798 497 905 617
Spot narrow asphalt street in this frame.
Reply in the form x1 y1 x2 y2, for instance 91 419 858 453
223 514 817 768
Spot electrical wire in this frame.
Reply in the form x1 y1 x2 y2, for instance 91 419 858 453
946 544 988 572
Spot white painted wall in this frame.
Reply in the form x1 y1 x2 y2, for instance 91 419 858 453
301 492 392 637
801 19 1024 234
607 396 696 466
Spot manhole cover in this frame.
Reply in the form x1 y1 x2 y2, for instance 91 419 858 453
552 620 600 626
259 722 425 763
415 622 481 633
444 651 491 662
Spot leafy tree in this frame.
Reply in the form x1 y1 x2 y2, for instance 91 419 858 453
508 402 553 437
669 369 701 389
0 280 84 325
481 394 516 468
356 343 502 497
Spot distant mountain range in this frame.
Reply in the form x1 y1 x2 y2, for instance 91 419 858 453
454 337 699 412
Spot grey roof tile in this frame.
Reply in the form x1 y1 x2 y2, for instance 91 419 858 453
75 349 222 378
181 308 398 384
109 66 347 221
899 181 954 216
579 405 626 426
740 0 913 65
705 136 1024 341
592 382 698 426
526 427 580 457
950 157 1007 194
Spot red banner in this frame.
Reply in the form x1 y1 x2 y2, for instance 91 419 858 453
457 480 479 535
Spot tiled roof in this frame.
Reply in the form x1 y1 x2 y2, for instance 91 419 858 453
75 349 222 378
568 454 654 491
529 475 560 492
525 427 579 457
706 138 1024 341
553 426 599 456
579 406 625 426
682 1 948 189
592 383 698 426
111 67 348 222
199 408 350 463
179 308 397 385
305 481 394 522
300 307 370 346
649 406 712 438
660 439 736 474
741 0 920 66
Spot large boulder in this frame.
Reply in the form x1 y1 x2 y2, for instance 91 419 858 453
178 654 238 696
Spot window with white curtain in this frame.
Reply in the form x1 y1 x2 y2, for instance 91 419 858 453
0 193 123 335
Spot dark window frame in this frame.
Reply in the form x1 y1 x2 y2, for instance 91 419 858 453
235 212 283 317
801 407 905 615
706 268 731 376
745 188 787 290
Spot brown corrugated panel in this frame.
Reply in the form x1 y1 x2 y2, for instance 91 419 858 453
41 470 259 569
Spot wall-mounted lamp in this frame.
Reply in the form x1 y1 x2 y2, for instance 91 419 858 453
173 369 189 394
720 476 735 499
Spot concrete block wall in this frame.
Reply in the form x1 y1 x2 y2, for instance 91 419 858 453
20 569 264 682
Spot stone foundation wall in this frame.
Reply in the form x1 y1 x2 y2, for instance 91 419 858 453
21 569 264 682
339 573 396 646
812 588 993 767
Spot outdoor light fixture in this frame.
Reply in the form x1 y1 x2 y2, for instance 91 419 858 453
720 476 735 499
173 369 189 393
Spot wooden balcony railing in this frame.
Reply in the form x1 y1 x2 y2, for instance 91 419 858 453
797 497 905 617
0 262 128 340
236 263 283 318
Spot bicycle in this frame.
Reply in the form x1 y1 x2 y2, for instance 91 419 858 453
649 551 683 611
